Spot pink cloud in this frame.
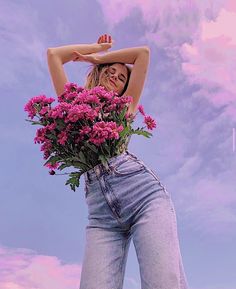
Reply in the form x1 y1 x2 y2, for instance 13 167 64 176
180 7 236 120
98 0 236 121
0 245 81 289
225 0 236 12
96 0 137 29
97 0 228 49
0 245 138 289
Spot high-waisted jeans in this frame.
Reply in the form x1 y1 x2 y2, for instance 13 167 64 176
79 150 189 289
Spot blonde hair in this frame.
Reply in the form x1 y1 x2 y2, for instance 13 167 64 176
84 62 132 96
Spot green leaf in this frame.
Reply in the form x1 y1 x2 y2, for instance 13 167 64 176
98 154 108 167
73 161 88 171
103 142 111 156
25 119 42 125
132 129 152 138
119 106 127 120
44 155 62 166
85 142 98 154
119 126 130 138
78 150 87 164
58 163 71 171
65 171 84 191
56 119 66 130
46 134 57 140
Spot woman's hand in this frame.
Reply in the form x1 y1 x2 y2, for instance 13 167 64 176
97 34 115 51
72 51 101 64
72 34 114 64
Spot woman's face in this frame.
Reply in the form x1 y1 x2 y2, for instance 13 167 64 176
98 63 128 95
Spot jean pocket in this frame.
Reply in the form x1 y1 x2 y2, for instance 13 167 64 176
113 158 145 176
146 167 170 197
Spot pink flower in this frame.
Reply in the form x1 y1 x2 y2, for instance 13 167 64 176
90 86 115 101
40 140 53 159
89 121 124 146
138 105 145 116
65 123 73 132
64 82 80 92
40 140 52 151
66 104 90 123
144 115 156 130
57 131 68 145
48 105 64 119
34 127 47 144
39 106 50 116
24 95 55 119
49 170 55 175
119 95 133 105
46 122 56 131
24 82 157 191
86 94 100 104
106 122 123 139
104 103 117 112
80 126 92 135
75 135 85 143
125 112 135 122
85 107 99 121
44 162 60 169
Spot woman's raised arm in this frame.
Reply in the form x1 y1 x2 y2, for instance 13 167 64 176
47 42 107 97
47 42 108 64
96 46 150 114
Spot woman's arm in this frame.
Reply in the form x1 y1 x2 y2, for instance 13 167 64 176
97 46 150 114
96 46 149 65
47 42 105 64
47 42 107 97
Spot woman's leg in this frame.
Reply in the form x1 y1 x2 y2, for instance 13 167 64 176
131 196 189 289
79 225 132 289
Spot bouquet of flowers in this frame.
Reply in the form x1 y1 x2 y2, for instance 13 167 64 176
24 82 156 191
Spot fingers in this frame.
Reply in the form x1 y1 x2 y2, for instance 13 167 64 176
72 51 84 62
98 34 112 44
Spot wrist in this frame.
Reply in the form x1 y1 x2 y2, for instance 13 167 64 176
94 54 103 65
91 42 104 53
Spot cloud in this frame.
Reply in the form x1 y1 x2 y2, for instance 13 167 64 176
0 244 81 289
97 0 226 48
180 6 236 120
169 154 236 238
0 2 47 87
97 0 236 121
0 244 140 289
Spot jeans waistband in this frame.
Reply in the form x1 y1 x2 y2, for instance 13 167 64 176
83 150 139 182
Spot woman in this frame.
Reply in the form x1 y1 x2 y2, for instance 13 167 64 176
47 34 189 289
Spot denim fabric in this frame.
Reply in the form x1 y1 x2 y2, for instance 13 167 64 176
79 150 189 289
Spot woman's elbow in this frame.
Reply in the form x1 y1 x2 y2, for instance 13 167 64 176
47 48 56 56
142 46 150 54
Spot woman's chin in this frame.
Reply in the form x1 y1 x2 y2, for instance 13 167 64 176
100 81 116 92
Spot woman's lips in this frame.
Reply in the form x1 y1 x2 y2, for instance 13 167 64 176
109 79 116 87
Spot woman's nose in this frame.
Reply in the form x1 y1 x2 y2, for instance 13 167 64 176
111 74 118 80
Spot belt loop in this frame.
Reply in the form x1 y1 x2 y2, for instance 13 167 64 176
94 165 101 178
103 160 110 172
126 150 138 160
84 171 89 183
102 160 112 174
